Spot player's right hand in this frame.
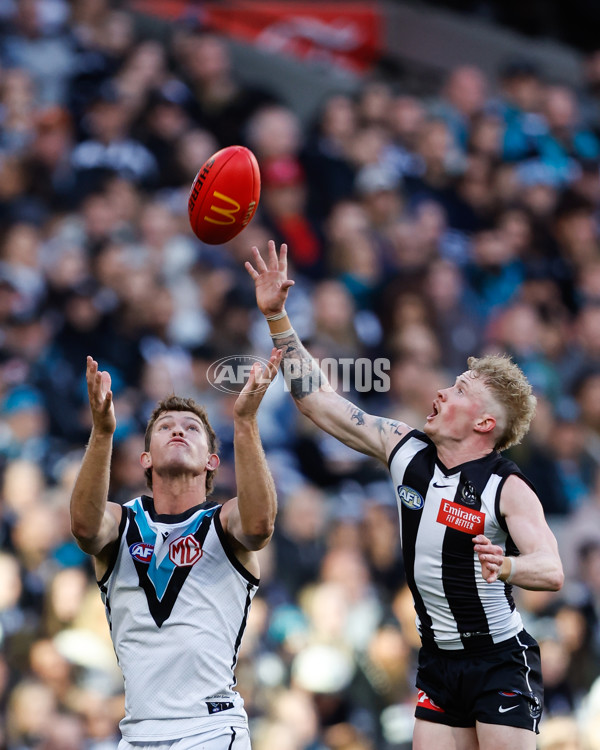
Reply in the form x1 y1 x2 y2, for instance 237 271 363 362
86 356 116 435
245 240 295 317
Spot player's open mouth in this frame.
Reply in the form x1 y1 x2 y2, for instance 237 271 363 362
427 402 439 420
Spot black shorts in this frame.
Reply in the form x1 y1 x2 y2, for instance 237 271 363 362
415 630 543 733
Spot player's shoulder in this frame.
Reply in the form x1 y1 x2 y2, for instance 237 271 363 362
386 425 427 466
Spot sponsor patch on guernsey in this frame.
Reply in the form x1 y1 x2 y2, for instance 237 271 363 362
436 499 485 534
129 542 154 562
397 485 424 510
206 701 234 714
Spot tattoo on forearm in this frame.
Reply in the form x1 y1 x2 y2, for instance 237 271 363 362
375 417 403 436
350 407 365 426
271 331 330 400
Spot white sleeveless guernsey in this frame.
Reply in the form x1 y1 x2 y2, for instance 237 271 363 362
98 496 257 741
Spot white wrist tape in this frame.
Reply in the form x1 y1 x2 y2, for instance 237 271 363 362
506 556 517 584
266 310 288 321
271 327 295 339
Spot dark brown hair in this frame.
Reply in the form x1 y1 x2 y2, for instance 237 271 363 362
144 395 219 494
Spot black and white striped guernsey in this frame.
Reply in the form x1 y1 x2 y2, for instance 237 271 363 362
389 429 533 651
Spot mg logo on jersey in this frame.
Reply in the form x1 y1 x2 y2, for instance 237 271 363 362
129 542 154 563
397 485 424 510
169 534 203 567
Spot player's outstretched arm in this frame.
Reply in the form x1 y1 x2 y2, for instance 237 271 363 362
221 349 281 551
473 475 564 590
70 357 122 558
246 241 411 464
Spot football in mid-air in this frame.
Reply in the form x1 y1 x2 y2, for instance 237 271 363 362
188 145 261 244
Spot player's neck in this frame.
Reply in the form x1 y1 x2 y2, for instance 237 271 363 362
434 435 494 469
151 474 207 515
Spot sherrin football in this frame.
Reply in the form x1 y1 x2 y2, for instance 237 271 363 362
188 145 261 245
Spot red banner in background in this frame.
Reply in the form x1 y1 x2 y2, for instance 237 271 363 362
131 1 382 73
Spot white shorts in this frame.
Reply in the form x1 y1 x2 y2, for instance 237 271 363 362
118 725 251 750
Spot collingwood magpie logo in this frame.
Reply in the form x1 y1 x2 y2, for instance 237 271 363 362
461 480 478 506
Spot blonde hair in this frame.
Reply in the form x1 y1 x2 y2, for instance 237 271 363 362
467 354 536 451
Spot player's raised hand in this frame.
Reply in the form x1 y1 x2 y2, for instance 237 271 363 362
86 356 116 436
234 348 282 419
245 240 295 317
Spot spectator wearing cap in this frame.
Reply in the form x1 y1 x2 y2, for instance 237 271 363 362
70 81 158 192
259 155 324 278
351 162 404 287
137 80 193 188
354 163 403 229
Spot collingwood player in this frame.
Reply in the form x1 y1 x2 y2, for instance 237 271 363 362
70 351 282 750
247 241 564 750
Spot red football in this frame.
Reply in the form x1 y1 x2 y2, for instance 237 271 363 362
188 145 261 245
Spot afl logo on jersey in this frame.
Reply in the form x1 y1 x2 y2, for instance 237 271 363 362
129 542 154 563
397 485 424 510
169 534 203 566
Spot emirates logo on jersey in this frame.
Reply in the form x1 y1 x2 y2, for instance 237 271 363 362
169 534 203 567
437 499 485 534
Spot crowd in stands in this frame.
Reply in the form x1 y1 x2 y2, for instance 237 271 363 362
1 1 600 748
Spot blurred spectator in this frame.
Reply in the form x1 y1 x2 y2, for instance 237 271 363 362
273 484 328 601
430 64 489 151
422 257 483 373
176 31 278 148
136 80 194 189
496 59 546 162
0 0 74 106
302 93 357 222
22 105 77 212
246 104 303 163
463 228 526 321
260 155 323 278
537 85 600 183
70 81 158 191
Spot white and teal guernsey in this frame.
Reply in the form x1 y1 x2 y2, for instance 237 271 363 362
98 495 257 741
389 430 534 652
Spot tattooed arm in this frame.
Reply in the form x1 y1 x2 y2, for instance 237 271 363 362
246 242 412 464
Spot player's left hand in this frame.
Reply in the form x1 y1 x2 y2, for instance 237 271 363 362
233 348 282 419
473 534 506 584
245 240 295 317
